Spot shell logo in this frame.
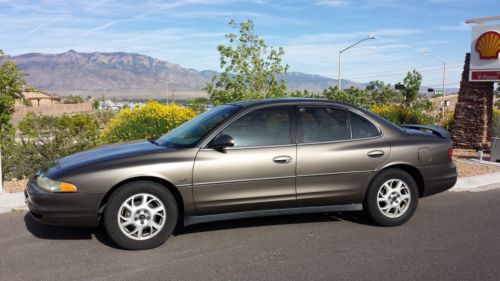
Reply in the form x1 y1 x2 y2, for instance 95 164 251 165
475 31 500 59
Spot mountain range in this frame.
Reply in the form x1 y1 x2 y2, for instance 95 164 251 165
4 50 364 99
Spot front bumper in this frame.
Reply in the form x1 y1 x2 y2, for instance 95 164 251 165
419 162 457 197
25 179 104 227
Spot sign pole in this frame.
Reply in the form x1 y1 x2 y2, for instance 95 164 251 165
442 60 446 118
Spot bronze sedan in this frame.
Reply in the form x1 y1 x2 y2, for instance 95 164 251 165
25 99 457 249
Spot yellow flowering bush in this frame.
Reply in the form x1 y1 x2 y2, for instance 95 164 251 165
370 104 434 125
100 101 196 143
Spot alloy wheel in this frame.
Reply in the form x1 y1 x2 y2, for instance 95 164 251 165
376 179 411 218
117 193 167 240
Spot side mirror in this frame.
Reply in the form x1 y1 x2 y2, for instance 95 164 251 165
211 134 235 149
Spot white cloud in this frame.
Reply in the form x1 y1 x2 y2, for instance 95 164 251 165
438 22 470 31
316 0 350 7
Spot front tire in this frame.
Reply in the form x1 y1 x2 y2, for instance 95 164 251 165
364 169 418 226
103 181 178 250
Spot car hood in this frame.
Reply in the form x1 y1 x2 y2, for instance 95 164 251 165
43 141 173 178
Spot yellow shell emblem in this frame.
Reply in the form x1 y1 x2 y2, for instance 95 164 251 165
475 31 500 59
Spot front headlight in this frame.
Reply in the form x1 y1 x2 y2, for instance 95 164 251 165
36 176 78 193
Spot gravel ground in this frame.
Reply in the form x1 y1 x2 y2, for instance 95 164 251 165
2 149 499 193
453 149 500 177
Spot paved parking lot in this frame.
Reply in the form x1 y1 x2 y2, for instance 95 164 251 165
0 188 499 281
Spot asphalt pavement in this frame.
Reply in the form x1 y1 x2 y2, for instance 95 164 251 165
0 188 499 281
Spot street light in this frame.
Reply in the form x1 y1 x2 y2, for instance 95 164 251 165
338 34 376 90
420 50 446 117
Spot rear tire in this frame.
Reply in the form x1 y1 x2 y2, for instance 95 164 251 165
364 169 418 226
103 181 178 250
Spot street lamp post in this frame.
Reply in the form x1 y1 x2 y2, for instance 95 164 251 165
338 34 376 90
420 50 446 117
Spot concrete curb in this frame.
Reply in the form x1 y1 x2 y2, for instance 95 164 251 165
0 192 27 214
450 172 500 192
1 172 499 215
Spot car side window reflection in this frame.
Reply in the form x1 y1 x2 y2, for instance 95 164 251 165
350 112 380 139
220 107 291 147
298 107 350 143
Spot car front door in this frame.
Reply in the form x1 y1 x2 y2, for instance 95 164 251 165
192 105 297 215
296 106 390 207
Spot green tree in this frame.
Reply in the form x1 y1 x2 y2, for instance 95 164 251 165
62 95 85 104
0 50 25 141
92 99 100 110
322 86 373 109
365 80 403 105
185 97 209 113
395 70 422 106
206 20 289 104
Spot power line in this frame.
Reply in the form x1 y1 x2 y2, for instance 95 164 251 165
346 63 463 80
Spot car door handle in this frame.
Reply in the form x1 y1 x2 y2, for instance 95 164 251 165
273 155 292 164
367 150 385 158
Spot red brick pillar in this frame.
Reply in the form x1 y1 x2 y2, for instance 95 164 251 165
450 53 494 149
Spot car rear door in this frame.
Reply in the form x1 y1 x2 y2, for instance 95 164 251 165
192 105 297 215
296 106 390 207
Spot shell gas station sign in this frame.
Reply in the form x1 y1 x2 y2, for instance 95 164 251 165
469 22 500 82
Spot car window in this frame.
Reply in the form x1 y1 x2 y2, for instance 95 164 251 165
156 104 242 148
220 106 291 147
298 107 350 143
350 111 380 139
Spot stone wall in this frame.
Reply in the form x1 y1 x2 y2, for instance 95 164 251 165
450 53 494 149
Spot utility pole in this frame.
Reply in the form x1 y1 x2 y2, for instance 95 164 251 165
166 81 169 104
420 50 446 118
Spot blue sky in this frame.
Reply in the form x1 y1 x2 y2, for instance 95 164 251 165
1 0 498 88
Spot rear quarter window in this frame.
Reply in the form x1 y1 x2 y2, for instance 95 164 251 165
350 112 380 139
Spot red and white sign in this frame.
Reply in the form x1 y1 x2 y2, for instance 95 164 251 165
469 23 500 82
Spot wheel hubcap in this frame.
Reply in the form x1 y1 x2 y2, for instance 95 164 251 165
377 179 411 218
117 193 167 240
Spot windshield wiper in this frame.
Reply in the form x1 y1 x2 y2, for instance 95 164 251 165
147 138 160 146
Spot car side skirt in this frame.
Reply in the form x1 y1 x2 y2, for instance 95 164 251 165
184 203 363 226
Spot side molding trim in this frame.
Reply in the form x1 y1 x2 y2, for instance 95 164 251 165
184 203 363 226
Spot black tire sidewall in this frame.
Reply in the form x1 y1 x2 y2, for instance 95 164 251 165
365 169 419 227
103 181 178 250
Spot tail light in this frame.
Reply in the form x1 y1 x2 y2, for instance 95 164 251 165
449 147 453 158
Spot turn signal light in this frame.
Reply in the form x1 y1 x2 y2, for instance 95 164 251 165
59 182 78 192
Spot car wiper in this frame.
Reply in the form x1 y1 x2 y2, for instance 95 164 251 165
147 138 161 146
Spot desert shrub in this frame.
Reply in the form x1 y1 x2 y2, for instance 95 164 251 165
100 101 196 143
370 104 434 125
439 110 454 130
93 110 116 128
2 112 100 180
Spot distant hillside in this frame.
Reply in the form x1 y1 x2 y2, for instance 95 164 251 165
4 50 364 98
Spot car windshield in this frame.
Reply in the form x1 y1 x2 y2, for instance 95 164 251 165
156 104 242 148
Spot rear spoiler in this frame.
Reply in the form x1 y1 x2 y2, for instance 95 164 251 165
400 124 450 138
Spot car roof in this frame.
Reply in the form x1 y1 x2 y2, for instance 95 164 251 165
228 98 354 108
